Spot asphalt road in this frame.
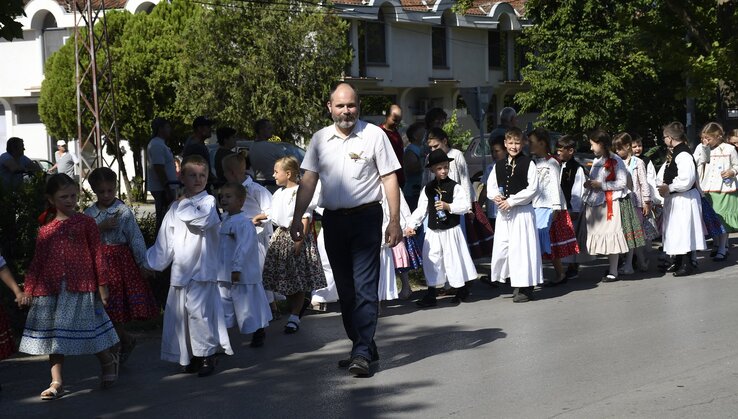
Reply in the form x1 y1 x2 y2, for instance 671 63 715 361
3 248 738 418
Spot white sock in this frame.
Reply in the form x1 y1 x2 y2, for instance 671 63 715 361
719 233 729 253
288 314 300 324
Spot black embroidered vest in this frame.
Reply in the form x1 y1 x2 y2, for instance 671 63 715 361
495 155 531 198
663 142 695 186
425 177 460 230
560 158 582 210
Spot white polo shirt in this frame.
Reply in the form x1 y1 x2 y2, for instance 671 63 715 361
301 120 400 211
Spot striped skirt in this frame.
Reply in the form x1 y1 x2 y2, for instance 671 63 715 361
19 282 119 355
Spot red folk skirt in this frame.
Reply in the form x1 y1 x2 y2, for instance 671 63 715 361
547 210 580 259
99 244 160 324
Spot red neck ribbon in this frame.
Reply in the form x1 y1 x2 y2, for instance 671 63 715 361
604 157 617 220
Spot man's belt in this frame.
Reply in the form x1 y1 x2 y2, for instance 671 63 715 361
326 201 381 215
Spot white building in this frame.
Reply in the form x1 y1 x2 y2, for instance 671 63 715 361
334 0 533 129
0 0 158 165
1 0 531 164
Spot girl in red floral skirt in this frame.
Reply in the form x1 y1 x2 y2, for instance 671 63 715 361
84 168 159 364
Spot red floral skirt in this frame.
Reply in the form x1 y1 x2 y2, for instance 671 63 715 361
547 210 580 259
99 244 160 324
0 306 15 360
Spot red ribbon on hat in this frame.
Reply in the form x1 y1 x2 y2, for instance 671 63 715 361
604 157 617 220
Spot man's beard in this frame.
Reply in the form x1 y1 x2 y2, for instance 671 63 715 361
333 113 357 129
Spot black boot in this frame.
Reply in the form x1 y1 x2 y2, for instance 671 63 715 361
198 356 217 377
250 328 266 348
451 284 470 303
415 287 437 307
673 254 694 277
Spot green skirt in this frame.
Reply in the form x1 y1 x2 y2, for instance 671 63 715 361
706 192 738 232
620 196 645 250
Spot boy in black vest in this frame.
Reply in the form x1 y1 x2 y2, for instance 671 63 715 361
488 128 543 302
405 149 478 307
556 135 587 279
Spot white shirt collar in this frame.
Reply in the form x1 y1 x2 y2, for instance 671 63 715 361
328 119 366 142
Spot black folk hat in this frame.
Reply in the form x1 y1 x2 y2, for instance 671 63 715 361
425 149 454 168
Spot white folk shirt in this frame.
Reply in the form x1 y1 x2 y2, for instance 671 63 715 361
146 191 220 286
301 120 401 211
559 160 586 213
583 154 628 207
268 185 318 228
241 176 272 218
487 161 540 208
217 212 262 285
694 142 738 193
533 156 565 210
422 148 476 203
408 183 471 229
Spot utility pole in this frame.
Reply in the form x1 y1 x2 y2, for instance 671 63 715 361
71 0 130 195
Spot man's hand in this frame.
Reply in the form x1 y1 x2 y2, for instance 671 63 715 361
385 219 402 247
290 218 304 242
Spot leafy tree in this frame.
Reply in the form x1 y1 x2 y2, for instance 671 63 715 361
177 0 352 141
0 0 25 41
517 0 656 135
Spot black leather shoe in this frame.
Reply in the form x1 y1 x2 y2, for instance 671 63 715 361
348 356 371 377
415 295 437 307
197 356 216 377
182 357 202 374
673 266 694 277
250 328 266 348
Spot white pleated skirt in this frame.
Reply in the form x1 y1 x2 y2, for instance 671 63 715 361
662 188 706 254
311 229 339 304
491 204 543 288
161 281 233 366
218 282 272 334
423 224 478 288
378 245 399 301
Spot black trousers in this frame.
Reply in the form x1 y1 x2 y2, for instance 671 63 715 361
322 204 382 360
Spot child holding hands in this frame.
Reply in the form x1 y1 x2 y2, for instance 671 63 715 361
20 174 120 399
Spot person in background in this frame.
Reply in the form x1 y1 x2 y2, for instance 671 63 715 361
213 127 237 189
49 140 78 178
250 118 286 191
146 117 178 232
380 104 405 188
0 137 41 189
402 122 425 211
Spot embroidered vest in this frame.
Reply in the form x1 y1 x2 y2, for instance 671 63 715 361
425 177 460 230
495 155 531 198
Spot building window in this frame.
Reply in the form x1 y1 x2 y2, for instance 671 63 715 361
488 31 501 68
432 26 447 68
16 104 42 124
358 10 387 67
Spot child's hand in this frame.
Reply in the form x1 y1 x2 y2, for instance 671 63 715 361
643 202 652 216
15 291 31 308
584 180 601 190
493 195 505 205
498 199 512 212
231 272 240 283
720 169 735 179
434 201 449 212
252 214 267 226
98 285 110 307
657 184 670 196
403 227 415 237
99 217 119 231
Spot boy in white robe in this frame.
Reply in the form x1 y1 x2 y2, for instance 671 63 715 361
406 149 478 307
217 182 272 347
147 155 233 376
487 128 543 303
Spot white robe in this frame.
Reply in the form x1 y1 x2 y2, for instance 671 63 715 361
311 226 339 303
147 192 233 365
217 212 272 334
657 152 706 255
487 161 543 287
409 183 478 288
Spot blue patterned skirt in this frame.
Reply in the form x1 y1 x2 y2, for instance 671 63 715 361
19 281 119 355
398 236 422 273
701 196 728 238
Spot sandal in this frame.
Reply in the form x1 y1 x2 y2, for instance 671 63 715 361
40 381 63 400
284 320 300 334
100 352 120 389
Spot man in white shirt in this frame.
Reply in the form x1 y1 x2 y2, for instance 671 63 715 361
146 117 178 232
290 83 402 377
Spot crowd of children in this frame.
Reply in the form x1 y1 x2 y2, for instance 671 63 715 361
1 119 738 399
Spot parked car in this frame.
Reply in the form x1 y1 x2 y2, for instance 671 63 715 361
463 132 593 184
32 158 53 173
207 140 306 187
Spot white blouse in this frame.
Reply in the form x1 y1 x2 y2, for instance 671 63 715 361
694 142 738 193
583 154 628 207
268 184 318 228
217 212 262 284
532 156 565 210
